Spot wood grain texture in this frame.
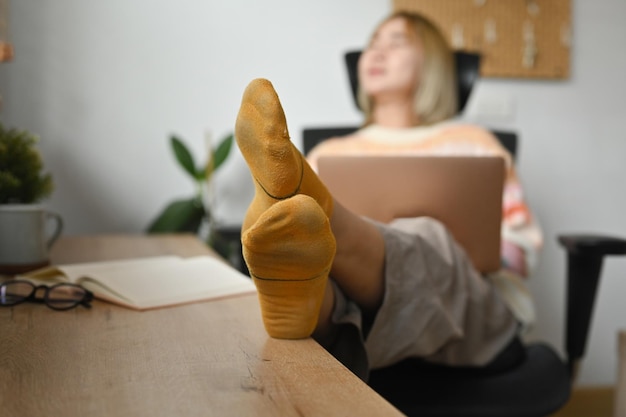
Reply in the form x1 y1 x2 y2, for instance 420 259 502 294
0 234 403 417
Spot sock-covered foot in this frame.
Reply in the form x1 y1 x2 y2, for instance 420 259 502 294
242 194 336 339
235 78 333 232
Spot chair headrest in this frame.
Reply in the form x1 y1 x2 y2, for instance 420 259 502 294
344 50 481 115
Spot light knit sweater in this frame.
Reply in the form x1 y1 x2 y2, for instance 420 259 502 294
307 121 543 330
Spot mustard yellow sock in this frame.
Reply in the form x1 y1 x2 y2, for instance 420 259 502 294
235 78 333 233
242 194 336 339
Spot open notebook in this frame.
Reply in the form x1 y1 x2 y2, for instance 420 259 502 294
17 255 256 311
318 156 506 273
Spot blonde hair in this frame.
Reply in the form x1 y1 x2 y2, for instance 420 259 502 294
358 12 458 126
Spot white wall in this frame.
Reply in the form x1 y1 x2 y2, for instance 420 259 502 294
1 0 625 386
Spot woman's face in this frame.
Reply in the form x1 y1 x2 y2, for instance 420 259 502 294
358 17 423 102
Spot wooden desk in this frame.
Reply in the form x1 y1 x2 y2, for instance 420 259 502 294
0 234 403 417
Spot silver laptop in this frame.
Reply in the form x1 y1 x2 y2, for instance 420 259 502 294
317 156 505 273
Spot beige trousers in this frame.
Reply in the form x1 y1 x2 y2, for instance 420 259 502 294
325 217 519 381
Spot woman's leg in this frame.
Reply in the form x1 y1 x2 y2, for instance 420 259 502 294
329 202 386 311
312 202 386 345
236 78 385 339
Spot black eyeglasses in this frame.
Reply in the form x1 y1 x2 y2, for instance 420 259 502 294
0 280 93 311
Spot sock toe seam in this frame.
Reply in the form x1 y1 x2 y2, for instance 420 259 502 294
250 268 329 282
253 154 304 201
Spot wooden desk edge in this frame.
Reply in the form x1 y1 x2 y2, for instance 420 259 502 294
42 234 405 417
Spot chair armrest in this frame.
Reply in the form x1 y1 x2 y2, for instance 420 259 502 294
558 234 626 375
558 234 626 256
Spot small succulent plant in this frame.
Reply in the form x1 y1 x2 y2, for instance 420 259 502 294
0 123 53 204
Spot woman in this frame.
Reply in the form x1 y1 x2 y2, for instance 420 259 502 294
234 11 542 381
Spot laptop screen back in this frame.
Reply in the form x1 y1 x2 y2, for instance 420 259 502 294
317 156 505 273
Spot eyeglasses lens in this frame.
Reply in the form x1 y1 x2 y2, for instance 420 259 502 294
47 284 87 309
0 281 34 305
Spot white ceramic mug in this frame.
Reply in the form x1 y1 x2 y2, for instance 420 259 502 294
0 204 63 274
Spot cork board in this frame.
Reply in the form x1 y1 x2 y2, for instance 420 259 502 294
393 0 571 79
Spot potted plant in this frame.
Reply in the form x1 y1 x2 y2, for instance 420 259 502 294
147 132 233 257
0 123 63 273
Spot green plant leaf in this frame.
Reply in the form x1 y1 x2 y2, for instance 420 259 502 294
170 135 199 179
213 133 233 171
146 197 205 233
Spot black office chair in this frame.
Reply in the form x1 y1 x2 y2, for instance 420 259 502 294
301 50 626 416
